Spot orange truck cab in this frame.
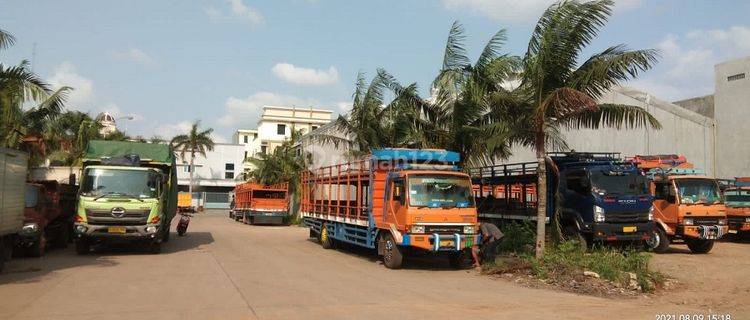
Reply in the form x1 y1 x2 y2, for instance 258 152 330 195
724 177 750 235
630 155 728 253
301 149 479 269
233 183 289 225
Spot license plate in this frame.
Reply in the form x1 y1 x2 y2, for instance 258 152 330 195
440 240 455 247
622 226 637 233
108 227 126 234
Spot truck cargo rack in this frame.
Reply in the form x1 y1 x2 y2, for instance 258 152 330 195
300 159 372 224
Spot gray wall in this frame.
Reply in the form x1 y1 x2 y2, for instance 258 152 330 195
714 56 750 179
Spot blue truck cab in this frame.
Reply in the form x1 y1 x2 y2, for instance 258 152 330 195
472 152 655 245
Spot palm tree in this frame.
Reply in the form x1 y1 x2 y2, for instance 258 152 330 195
170 121 215 195
497 0 661 258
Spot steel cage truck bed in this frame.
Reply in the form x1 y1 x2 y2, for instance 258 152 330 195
234 182 289 225
73 140 178 254
471 152 655 246
301 149 479 269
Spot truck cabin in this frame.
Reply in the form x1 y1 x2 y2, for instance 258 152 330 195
80 155 166 202
651 174 723 206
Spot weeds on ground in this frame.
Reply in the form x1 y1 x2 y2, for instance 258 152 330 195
484 223 665 293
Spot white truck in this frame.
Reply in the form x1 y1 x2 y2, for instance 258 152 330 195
0 147 28 272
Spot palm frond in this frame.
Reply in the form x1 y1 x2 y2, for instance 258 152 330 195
561 103 662 130
568 45 659 98
0 28 15 50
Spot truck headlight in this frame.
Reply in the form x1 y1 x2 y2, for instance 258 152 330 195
146 226 158 233
746 217 750 223
594 206 605 222
463 225 475 234
648 206 654 221
21 223 40 235
718 219 727 226
76 225 88 234
410 225 425 234
684 217 694 226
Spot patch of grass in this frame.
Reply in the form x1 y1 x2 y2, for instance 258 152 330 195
496 222 536 254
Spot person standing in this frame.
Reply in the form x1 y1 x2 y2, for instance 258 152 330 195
472 222 504 267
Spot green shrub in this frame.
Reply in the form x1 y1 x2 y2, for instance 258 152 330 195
496 222 536 254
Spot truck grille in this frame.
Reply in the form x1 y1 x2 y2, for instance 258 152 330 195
425 225 464 234
728 216 746 224
86 209 150 226
605 211 650 223
692 217 721 225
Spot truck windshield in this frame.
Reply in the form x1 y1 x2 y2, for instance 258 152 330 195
81 168 159 199
408 175 474 208
676 179 721 205
590 171 648 195
725 190 750 207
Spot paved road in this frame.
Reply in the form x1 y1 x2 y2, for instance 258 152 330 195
0 210 745 319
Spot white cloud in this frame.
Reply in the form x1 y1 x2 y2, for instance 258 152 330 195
627 26 750 101
334 101 352 114
205 0 264 26
217 91 319 127
271 63 339 86
154 121 193 141
48 62 94 109
111 48 156 66
441 0 642 22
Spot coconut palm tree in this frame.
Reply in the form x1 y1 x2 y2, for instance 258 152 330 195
170 121 215 195
495 0 661 258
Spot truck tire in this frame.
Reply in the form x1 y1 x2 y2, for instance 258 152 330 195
686 239 714 254
54 224 70 249
26 234 46 257
646 227 670 253
380 233 403 269
177 225 186 236
162 223 170 243
564 225 588 250
449 248 472 269
148 242 162 254
0 238 10 273
320 224 335 249
75 239 90 255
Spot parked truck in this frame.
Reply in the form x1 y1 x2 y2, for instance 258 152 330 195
629 155 728 253
301 149 479 269
723 177 750 238
17 180 78 257
233 182 289 225
0 148 27 272
177 192 194 213
471 152 655 247
73 140 178 254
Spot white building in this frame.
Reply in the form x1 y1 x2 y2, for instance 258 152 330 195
235 106 333 172
174 143 245 208
95 112 117 137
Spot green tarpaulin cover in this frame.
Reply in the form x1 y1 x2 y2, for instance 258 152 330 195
84 140 174 163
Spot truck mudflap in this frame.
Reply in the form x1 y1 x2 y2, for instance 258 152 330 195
590 222 654 242
401 233 480 251
679 225 728 240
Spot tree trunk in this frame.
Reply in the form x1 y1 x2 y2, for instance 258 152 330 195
189 152 194 196
535 135 547 259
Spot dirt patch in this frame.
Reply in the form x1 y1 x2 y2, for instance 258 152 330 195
482 255 677 298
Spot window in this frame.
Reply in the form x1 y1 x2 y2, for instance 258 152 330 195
654 182 671 200
183 165 191 173
312 126 318 131
244 151 248 159
392 179 405 205
225 172 234 179
277 124 286 135
225 163 234 171
728 73 746 82
243 135 248 143
253 133 257 139
261 146 267 154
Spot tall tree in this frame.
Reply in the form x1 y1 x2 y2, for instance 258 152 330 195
170 121 215 195
496 0 661 258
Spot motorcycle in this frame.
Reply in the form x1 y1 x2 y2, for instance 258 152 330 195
176 211 193 236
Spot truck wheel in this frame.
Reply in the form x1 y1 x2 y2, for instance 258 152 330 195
320 224 335 249
177 226 186 236
26 234 46 257
686 239 714 254
380 233 403 269
0 238 9 273
75 239 90 255
449 248 472 269
646 227 670 253
564 225 588 250
309 228 318 239
162 223 170 243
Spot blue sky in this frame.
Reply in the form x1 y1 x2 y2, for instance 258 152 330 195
2 0 749 142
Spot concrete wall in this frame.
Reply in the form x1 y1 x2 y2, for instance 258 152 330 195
714 56 750 179
501 87 717 176
674 95 715 118
29 166 81 184
175 143 245 188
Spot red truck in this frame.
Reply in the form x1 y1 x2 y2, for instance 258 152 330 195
17 181 78 256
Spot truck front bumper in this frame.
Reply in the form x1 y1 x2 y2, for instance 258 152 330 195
728 216 750 233
589 221 655 242
402 233 479 252
678 224 728 239
74 223 161 242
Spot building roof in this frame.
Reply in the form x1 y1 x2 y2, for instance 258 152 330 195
262 105 333 113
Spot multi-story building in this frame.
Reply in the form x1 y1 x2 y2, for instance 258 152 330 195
235 106 333 173
174 143 245 208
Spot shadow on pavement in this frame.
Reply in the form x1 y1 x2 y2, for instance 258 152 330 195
0 231 214 284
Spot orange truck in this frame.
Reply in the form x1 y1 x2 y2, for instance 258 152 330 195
300 149 479 269
724 177 750 237
629 155 728 253
233 182 289 225
177 193 194 213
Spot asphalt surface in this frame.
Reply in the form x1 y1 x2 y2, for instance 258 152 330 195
0 210 746 319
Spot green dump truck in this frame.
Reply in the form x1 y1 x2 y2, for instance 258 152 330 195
74 140 177 254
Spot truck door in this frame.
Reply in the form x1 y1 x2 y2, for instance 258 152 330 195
385 177 406 228
652 181 678 225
